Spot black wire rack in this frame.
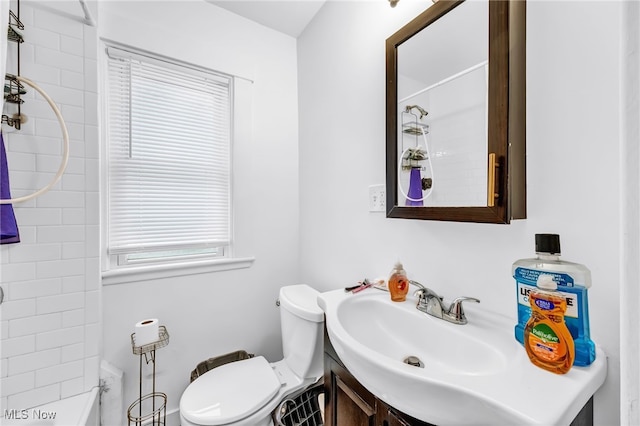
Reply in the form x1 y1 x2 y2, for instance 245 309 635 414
273 383 324 426
3 6 25 130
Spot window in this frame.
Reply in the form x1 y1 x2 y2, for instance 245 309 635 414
104 45 232 270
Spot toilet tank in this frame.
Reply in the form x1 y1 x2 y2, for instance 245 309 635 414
279 285 324 380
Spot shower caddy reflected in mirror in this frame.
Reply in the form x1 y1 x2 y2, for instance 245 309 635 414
399 105 433 206
386 0 526 224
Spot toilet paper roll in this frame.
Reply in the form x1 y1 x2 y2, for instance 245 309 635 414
135 319 159 346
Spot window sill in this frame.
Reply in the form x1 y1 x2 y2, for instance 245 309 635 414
102 256 255 286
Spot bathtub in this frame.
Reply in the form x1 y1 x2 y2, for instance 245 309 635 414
2 388 99 426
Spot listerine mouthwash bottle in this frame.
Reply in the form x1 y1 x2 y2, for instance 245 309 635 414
512 234 595 366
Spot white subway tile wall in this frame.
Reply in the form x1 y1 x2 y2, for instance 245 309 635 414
1 1 99 413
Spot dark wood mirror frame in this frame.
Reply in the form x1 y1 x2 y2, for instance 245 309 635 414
385 0 526 224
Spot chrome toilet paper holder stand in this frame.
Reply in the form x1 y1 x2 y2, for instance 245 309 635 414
128 325 170 426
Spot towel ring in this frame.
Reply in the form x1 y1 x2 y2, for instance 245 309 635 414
0 75 69 204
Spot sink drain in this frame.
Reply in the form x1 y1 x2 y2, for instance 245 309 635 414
403 356 424 368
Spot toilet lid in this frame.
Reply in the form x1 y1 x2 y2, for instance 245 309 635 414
180 356 281 425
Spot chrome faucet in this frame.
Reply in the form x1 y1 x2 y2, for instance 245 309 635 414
411 281 480 325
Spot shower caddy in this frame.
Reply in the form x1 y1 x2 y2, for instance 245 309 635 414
1 0 70 206
128 325 170 426
3 0 24 129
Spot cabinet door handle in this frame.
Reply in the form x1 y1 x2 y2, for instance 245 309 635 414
487 153 499 207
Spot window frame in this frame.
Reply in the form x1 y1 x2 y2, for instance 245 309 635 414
100 40 254 285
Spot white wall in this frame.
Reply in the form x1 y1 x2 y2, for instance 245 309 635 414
620 1 640 423
0 0 100 413
298 1 621 425
98 2 300 423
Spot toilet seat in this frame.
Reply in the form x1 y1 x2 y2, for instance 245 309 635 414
180 356 281 425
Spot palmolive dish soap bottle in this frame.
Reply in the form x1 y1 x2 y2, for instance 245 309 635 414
512 234 595 366
524 274 575 374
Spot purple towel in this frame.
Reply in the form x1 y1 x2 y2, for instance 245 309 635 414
1 132 20 244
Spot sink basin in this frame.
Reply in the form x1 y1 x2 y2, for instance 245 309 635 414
338 294 513 376
318 288 607 425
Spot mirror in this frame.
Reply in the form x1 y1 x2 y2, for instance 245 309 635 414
385 0 526 223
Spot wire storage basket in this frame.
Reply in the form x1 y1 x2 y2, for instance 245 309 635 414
190 350 254 382
131 325 169 356
127 392 166 426
273 383 324 426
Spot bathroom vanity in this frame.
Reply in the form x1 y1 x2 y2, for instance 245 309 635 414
318 288 607 425
324 329 594 426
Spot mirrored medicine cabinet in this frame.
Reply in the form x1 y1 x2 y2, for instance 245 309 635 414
385 0 526 224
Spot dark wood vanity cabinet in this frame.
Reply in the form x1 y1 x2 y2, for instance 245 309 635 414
323 328 594 426
323 331 432 426
377 401 428 426
324 354 374 426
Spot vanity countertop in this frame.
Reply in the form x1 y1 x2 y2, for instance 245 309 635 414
318 288 607 425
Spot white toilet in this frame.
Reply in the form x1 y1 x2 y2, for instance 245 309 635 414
180 284 324 426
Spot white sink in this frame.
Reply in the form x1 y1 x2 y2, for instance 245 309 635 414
337 293 514 376
318 288 607 425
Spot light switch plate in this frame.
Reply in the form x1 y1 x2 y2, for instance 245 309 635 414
369 184 385 212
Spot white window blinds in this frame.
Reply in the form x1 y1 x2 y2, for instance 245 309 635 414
105 46 231 263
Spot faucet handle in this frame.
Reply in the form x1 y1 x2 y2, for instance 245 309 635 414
446 297 480 325
410 281 428 298
413 287 442 301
